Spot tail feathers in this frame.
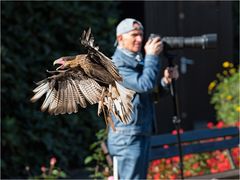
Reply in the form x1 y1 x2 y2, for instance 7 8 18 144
97 83 135 130
112 82 135 124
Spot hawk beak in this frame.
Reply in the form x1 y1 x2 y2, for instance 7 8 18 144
53 58 64 65
53 58 64 70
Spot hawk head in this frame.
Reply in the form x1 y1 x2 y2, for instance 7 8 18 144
53 56 76 70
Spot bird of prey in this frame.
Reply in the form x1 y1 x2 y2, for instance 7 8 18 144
30 28 135 130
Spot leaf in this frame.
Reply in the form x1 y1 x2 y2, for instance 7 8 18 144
59 171 67 178
84 156 93 164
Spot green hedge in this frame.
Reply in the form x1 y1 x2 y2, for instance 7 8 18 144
1 1 119 178
209 62 239 125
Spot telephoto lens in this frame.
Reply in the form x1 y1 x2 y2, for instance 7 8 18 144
162 34 217 50
148 33 217 50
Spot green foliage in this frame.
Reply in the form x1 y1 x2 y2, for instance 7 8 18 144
208 61 240 125
84 129 112 179
1 1 119 178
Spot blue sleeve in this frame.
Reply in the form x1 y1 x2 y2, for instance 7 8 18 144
117 55 161 93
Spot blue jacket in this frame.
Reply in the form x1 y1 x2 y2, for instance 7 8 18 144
109 47 164 135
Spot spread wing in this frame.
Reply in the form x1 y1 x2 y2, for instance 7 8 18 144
80 28 122 82
30 69 103 115
31 69 135 127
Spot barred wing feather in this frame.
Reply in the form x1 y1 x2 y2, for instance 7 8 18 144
30 71 102 115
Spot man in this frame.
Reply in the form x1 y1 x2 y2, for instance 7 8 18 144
107 18 179 179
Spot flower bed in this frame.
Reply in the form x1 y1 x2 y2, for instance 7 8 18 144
147 122 240 180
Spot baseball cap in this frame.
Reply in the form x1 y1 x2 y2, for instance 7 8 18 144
114 18 144 46
116 18 144 36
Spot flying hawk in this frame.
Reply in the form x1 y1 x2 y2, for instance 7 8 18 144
30 28 135 130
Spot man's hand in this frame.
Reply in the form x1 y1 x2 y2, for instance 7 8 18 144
163 65 179 84
144 37 163 56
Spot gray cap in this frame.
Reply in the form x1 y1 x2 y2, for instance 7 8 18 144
116 18 144 36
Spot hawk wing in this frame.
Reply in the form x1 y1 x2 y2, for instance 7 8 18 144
31 69 103 115
30 69 135 128
80 28 122 82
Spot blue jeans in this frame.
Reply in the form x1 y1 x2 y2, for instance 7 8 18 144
107 133 150 179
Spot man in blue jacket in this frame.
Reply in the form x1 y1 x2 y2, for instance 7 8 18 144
107 18 179 179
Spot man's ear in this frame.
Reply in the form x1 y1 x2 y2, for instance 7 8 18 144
117 35 123 42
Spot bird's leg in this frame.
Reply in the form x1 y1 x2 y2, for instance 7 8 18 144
107 84 113 111
106 84 116 131
97 85 116 131
102 106 110 131
107 116 116 131
98 87 106 116
98 87 110 128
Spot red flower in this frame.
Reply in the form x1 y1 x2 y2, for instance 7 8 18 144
184 154 193 160
169 174 177 180
207 122 214 129
163 144 169 149
218 162 230 172
184 170 192 177
166 159 171 165
50 157 57 166
171 129 184 135
210 168 218 174
217 153 226 160
231 147 240 167
192 162 199 169
207 158 217 166
171 156 180 163
152 159 161 166
179 128 184 134
235 121 240 128
172 130 177 135
41 165 46 173
214 150 221 155
216 121 224 128
153 173 160 179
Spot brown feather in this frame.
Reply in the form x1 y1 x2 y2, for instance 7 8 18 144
80 28 122 82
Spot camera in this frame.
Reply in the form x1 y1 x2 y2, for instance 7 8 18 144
148 33 217 50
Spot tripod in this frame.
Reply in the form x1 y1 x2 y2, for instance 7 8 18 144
164 51 184 180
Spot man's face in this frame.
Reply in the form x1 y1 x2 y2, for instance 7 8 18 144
118 23 143 53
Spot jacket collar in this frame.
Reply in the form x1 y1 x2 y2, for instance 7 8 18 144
114 47 143 68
